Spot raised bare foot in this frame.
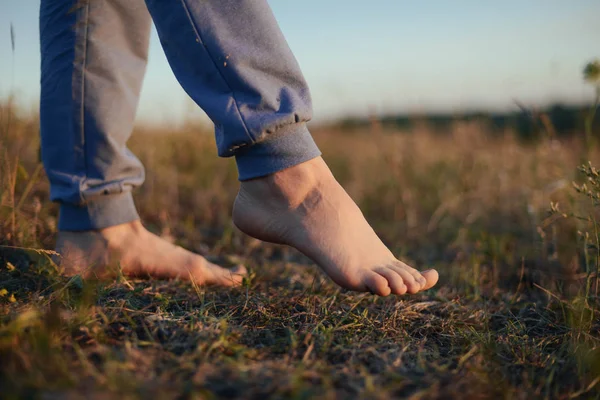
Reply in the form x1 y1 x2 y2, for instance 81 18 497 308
232 156 438 296
55 220 246 287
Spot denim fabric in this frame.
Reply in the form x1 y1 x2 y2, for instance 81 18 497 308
40 0 321 231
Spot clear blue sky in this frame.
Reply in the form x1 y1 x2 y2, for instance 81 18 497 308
1 0 599 125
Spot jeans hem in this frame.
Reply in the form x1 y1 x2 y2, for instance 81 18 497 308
58 192 140 231
235 123 321 181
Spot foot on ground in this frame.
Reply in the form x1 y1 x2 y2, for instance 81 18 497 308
55 220 246 287
233 156 438 296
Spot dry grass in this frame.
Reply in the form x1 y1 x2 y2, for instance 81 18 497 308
1 101 599 399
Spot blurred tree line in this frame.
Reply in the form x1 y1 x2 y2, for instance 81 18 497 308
334 102 599 142
334 61 600 143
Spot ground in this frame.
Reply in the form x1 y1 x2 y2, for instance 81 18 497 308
1 103 599 399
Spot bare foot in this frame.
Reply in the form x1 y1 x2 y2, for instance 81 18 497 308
232 156 438 296
55 220 246 287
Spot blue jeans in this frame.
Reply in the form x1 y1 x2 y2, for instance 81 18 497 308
40 0 321 231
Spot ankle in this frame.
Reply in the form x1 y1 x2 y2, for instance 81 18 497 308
240 157 331 208
98 220 145 244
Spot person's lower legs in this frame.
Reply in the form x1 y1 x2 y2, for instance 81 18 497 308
40 0 150 231
145 0 438 295
40 0 245 286
143 0 322 180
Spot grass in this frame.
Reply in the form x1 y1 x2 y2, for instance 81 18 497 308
1 99 600 399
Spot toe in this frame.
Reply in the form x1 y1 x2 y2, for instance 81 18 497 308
364 272 392 296
200 260 246 287
222 264 247 286
231 264 248 276
420 269 439 290
376 268 407 295
389 264 421 294
220 266 246 287
396 261 427 289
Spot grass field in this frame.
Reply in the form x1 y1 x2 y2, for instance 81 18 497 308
1 99 600 399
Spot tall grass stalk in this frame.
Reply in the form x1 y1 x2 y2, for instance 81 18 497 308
583 60 600 155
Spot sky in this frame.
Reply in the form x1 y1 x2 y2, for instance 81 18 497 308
0 0 599 125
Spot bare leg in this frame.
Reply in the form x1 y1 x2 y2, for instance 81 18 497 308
40 0 245 286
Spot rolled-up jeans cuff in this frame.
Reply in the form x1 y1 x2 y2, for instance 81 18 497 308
58 192 140 231
235 122 321 181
